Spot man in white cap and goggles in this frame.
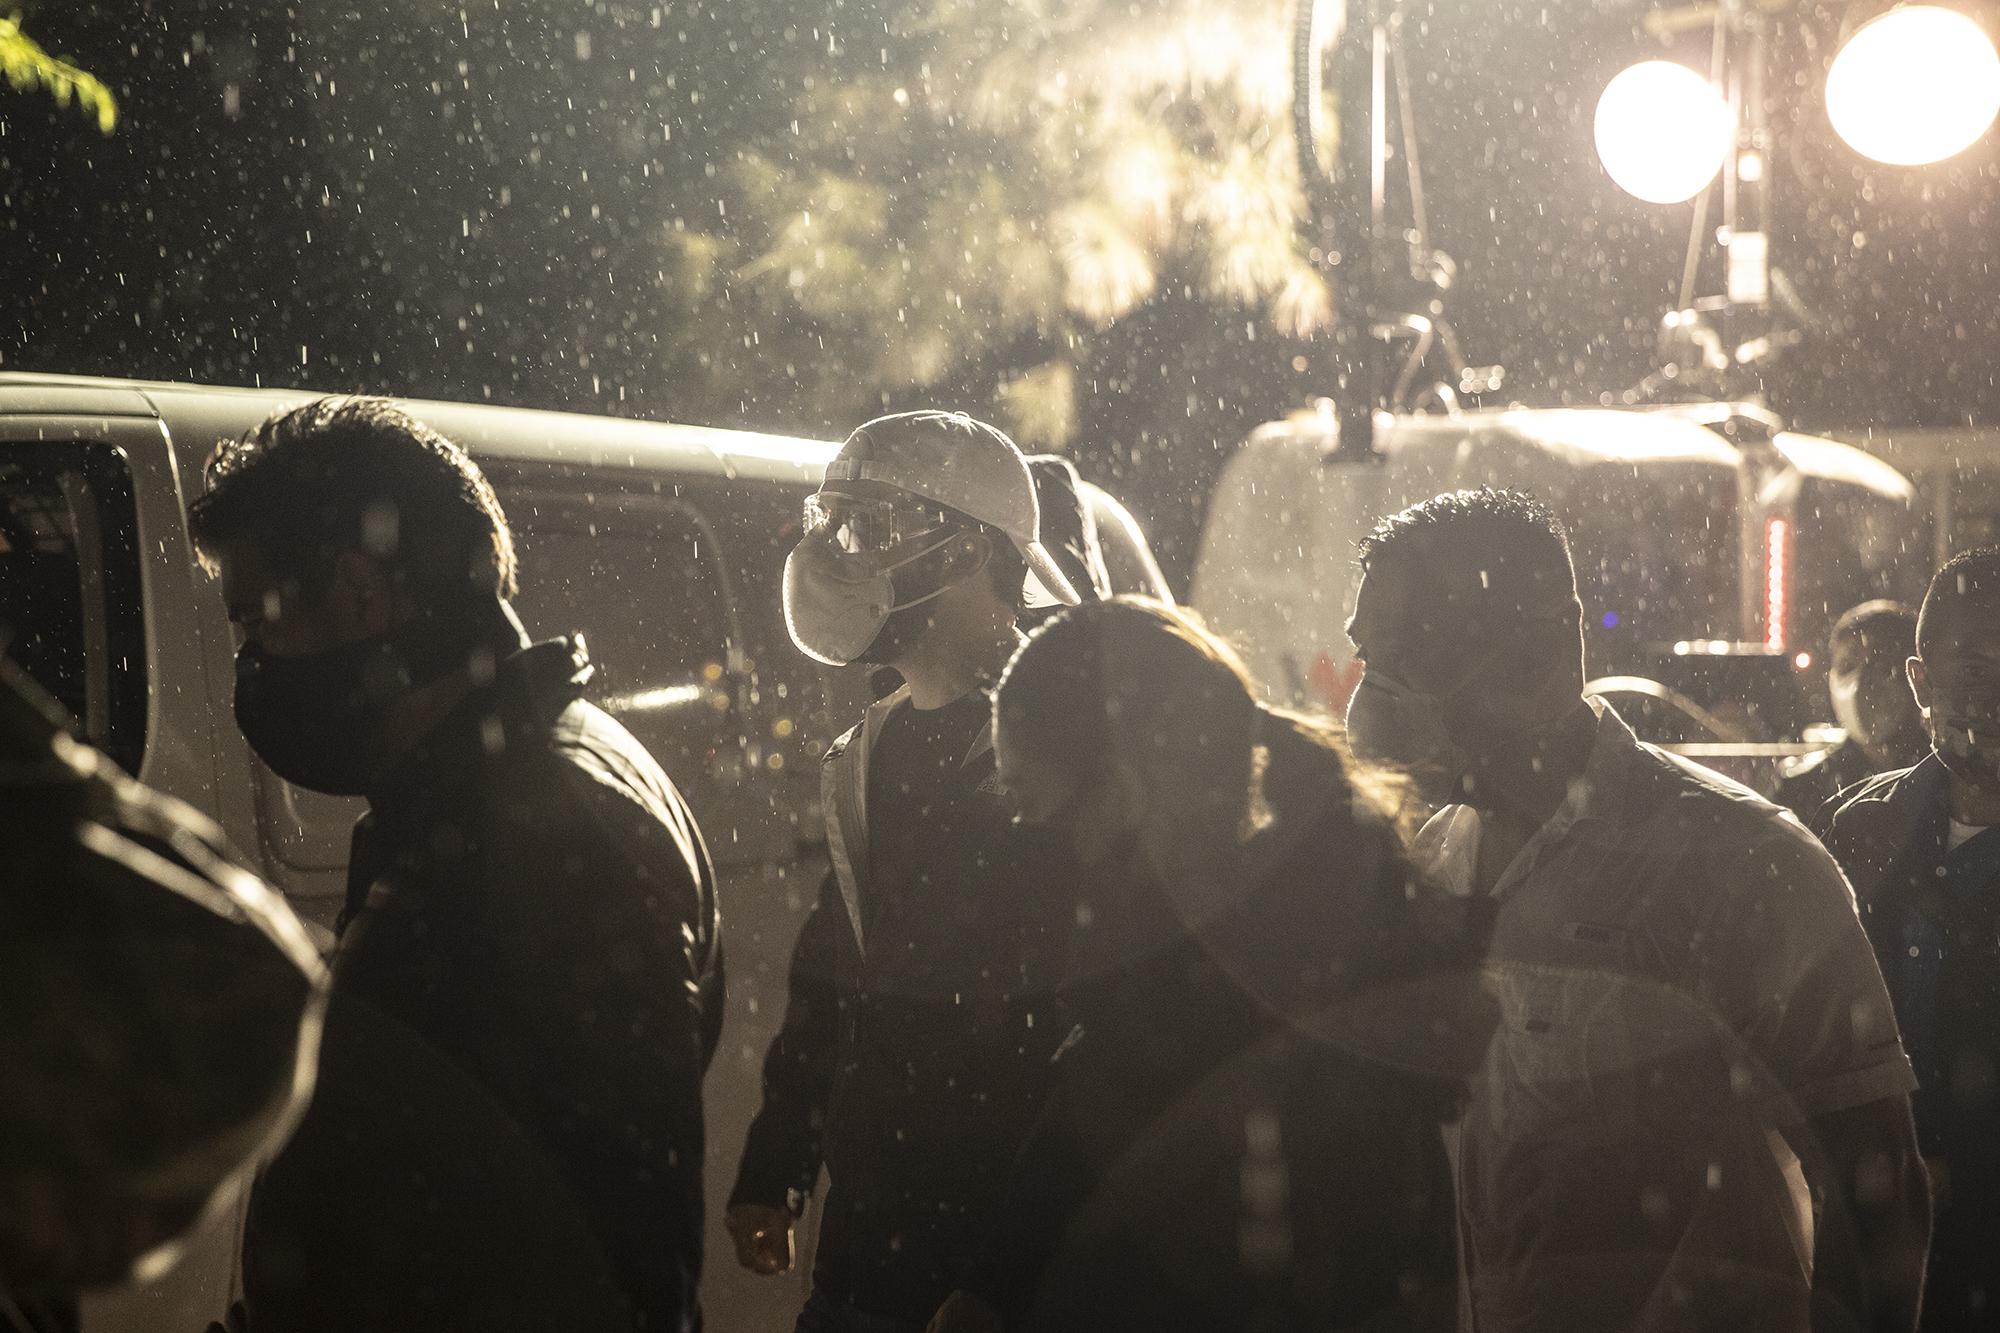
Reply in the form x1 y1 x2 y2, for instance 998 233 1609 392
730 411 1086 1333
781 410 1081 669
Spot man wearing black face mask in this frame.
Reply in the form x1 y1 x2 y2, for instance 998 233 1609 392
1819 548 2000 1330
188 396 721 1332
1345 489 1929 1333
1777 601 1925 821
729 411 1086 1333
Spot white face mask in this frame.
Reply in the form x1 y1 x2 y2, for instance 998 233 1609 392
781 530 964 666
1345 669 1470 807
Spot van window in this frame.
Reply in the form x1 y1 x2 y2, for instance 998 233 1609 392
0 443 147 773
509 495 749 809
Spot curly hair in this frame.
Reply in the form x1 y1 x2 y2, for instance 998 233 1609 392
188 396 517 607
1357 487 1574 615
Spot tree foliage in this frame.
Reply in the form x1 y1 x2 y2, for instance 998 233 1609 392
1 13 117 132
665 0 1324 445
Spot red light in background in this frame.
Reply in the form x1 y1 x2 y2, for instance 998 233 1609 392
1310 651 1363 718
1764 516 1790 653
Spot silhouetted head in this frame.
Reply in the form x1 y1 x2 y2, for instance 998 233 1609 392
190 396 516 659
1345 488 1584 802
1912 548 2000 788
189 397 525 794
996 597 1259 875
1827 599 1922 768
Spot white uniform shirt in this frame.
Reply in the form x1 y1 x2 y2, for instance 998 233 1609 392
1414 702 1914 1333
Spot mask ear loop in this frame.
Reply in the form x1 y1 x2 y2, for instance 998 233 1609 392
884 529 989 613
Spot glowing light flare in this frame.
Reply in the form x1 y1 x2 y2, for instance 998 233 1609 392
1106 139 1177 238
1826 5 2000 166
601 682 707 713
1765 516 1791 653
1594 61 1732 204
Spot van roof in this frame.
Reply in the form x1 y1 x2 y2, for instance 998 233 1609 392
0 372 841 487
1247 401 1913 501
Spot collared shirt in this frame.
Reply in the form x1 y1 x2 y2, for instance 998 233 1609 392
1415 702 1914 1333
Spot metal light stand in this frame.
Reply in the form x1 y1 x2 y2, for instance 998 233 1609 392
1295 0 1504 459
1295 0 1383 461
1646 0 1789 403
1720 0 1774 397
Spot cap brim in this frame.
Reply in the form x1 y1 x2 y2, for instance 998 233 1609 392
1020 542 1082 609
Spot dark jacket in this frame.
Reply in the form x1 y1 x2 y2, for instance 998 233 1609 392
968 715 1465 1332
730 688 1075 1325
1775 737 1881 822
1816 754 2000 1331
246 637 721 1333
1 657 322 1331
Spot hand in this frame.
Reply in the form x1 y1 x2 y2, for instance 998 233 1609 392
725 1202 796 1276
927 1290 1006 1333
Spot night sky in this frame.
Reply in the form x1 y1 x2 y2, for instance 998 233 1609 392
4 0 1995 580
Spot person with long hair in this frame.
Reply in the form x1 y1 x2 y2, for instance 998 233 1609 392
930 597 1485 1333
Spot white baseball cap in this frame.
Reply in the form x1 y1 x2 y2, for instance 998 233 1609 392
819 411 1082 608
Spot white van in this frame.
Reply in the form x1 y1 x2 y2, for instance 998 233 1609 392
1191 401 1917 785
0 371 1168 1333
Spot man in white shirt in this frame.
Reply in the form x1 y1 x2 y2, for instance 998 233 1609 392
1345 487 1930 1333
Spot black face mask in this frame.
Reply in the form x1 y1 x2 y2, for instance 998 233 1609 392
234 606 515 796
234 633 414 796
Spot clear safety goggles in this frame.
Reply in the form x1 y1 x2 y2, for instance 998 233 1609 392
803 492 961 556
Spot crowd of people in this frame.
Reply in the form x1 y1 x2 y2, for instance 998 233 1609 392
8 396 2000 1333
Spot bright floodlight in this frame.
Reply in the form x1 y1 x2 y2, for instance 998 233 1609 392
1595 61 1732 204
1826 6 2000 166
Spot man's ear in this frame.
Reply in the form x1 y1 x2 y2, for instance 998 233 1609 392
1907 655 1931 716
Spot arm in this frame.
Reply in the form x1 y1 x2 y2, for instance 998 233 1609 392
482 789 714 1328
1791 1096 1931 1333
727 868 846 1270
1722 825 1929 1333
950 1042 1095 1330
